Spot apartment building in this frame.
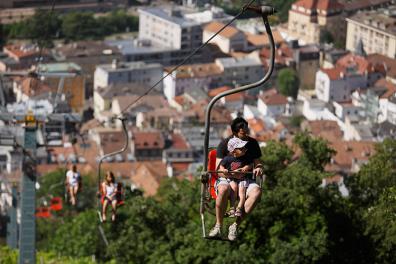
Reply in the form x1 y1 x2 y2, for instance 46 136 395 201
346 7 396 59
94 60 163 90
138 7 202 50
287 0 345 45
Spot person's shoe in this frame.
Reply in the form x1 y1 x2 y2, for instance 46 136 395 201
208 224 221 238
111 213 116 222
228 223 238 241
234 207 243 217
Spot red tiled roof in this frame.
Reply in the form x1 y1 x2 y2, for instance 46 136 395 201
374 78 396 99
316 0 344 11
246 30 285 47
336 54 375 75
321 67 344 80
208 86 231 97
367 53 396 79
170 133 189 149
247 118 266 136
133 131 164 150
204 22 240 38
330 140 375 169
303 120 343 142
293 0 344 11
4 44 47 59
259 88 288 105
131 161 168 196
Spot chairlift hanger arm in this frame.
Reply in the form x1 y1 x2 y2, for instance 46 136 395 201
202 9 276 171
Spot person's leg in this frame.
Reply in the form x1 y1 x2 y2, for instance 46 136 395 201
215 184 229 226
73 185 79 205
111 200 117 221
69 186 76 206
102 199 109 221
229 181 238 212
236 184 261 225
236 186 246 215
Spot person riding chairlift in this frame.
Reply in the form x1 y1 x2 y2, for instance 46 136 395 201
101 171 120 222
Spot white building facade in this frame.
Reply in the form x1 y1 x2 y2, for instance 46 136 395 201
94 61 163 90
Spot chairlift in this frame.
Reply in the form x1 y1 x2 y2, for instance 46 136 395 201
50 196 63 211
97 118 129 223
35 207 51 218
199 4 276 241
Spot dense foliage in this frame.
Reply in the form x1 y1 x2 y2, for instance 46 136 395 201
3 9 139 45
277 68 300 99
2 136 396 263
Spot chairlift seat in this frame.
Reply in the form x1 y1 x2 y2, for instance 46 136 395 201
35 207 51 218
50 197 63 211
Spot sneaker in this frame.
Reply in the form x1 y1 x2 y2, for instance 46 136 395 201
208 224 221 238
228 223 238 241
234 207 243 217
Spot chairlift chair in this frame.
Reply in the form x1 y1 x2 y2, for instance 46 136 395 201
199 3 276 241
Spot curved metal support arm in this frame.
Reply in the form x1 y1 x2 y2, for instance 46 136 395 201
202 14 276 170
97 118 129 190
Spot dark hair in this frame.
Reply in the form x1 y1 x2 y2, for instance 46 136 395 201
105 171 115 184
230 117 248 133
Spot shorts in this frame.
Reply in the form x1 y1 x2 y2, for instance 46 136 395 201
215 178 260 196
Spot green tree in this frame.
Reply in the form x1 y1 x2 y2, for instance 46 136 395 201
62 12 103 40
352 139 396 205
320 29 334 44
277 68 300 99
364 187 396 263
293 132 336 171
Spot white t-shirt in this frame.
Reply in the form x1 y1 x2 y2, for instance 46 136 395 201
66 170 80 186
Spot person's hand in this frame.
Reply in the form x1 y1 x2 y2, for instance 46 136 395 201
219 168 229 177
253 166 263 178
240 165 250 172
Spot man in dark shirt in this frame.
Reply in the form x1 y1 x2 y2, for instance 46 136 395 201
209 117 263 241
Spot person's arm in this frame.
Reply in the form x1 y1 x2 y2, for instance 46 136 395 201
102 182 106 196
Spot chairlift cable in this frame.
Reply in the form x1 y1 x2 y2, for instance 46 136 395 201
117 0 257 117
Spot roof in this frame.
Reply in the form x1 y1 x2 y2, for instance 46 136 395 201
345 0 393 12
246 30 285 47
55 40 120 58
336 54 378 75
247 118 266 136
4 44 49 59
138 7 199 28
98 61 162 73
367 53 396 79
164 63 222 79
293 0 344 12
346 10 396 36
188 99 232 124
133 131 164 150
259 88 288 105
38 62 81 73
320 67 344 80
204 21 241 39
374 78 396 99
98 83 159 99
115 95 168 113
20 77 51 97
131 161 168 196
208 86 231 97
302 120 343 142
99 130 132 160
170 133 189 149
329 140 375 169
